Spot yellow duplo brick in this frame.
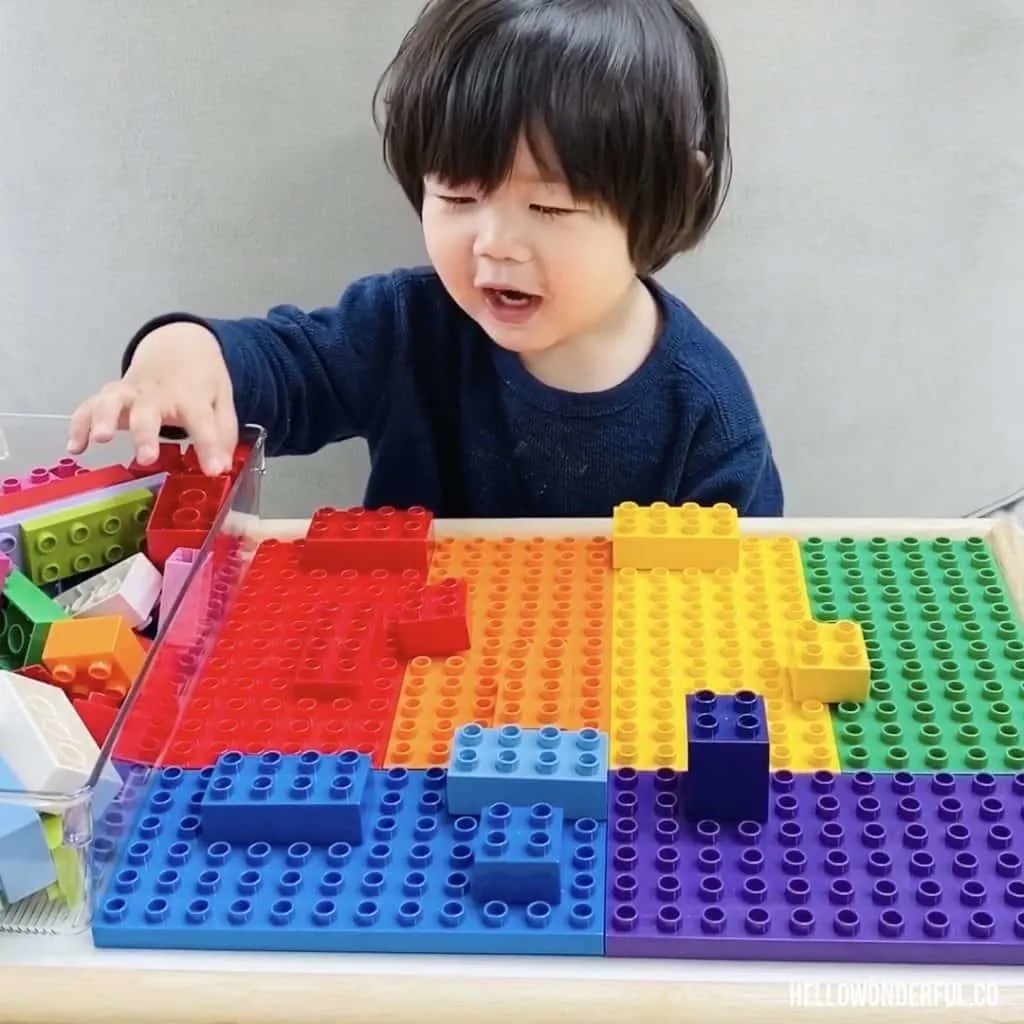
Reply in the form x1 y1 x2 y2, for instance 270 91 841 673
612 501 740 571
787 619 870 704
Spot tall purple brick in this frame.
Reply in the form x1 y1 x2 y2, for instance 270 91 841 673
684 690 769 823
606 767 1024 965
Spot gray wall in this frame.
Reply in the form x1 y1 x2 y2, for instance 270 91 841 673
2 0 1022 518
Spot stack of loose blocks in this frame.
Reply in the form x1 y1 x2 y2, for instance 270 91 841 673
0 440 249 916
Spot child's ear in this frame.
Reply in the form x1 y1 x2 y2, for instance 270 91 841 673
689 150 711 189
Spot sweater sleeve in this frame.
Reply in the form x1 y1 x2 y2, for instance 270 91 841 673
121 273 400 457
677 425 785 516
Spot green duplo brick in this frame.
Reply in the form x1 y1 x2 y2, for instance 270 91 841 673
41 816 84 908
20 487 153 586
801 535 1024 773
0 568 68 666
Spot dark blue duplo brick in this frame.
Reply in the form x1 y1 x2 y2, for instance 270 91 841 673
197 750 371 846
683 690 769 823
470 803 564 905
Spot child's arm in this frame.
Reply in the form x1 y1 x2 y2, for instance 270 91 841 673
678 428 784 516
69 274 399 474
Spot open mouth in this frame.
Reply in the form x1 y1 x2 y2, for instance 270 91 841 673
488 288 534 305
481 287 542 322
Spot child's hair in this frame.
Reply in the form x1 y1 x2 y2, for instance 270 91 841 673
373 0 731 275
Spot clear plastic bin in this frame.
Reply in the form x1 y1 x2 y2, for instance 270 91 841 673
0 412 266 934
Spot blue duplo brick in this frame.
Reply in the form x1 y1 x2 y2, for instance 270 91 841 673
91 766 606 955
446 724 608 820
197 750 371 846
0 754 56 903
682 689 769 823
470 802 563 906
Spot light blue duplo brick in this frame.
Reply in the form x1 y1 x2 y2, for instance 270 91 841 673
445 724 608 820
0 754 56 903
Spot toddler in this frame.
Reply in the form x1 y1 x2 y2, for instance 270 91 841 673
68 0 783 518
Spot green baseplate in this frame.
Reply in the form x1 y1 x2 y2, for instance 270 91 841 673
800 535 1024 773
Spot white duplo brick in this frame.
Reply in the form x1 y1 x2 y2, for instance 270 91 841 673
0 671 121 814
54 552 162 630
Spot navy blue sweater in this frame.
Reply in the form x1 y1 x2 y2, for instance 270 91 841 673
128 267 782 518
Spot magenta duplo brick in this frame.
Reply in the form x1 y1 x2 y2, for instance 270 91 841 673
605 767 1024 965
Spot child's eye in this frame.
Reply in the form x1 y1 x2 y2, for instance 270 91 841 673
439 195 476 206
531 204 573 218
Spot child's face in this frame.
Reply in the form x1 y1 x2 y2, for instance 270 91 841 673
422 138 638 356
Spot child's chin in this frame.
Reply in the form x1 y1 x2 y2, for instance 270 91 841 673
484 330 557 355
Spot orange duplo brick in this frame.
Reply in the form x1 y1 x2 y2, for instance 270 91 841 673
384 535 611 769
41 614 146 700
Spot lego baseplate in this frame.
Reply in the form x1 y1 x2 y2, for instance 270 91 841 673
85 510 1024 964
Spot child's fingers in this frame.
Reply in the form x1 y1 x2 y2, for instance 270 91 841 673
88 383 133 443
213 389 239 467
66 398 97 454
179 398 228 476
127 401 164 465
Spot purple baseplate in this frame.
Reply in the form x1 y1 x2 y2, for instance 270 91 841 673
605 767 1024 964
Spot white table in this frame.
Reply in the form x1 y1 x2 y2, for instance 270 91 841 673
1 929 1022 1024
2 515 1023 1024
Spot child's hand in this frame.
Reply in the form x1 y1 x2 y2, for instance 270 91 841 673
67 322 237 476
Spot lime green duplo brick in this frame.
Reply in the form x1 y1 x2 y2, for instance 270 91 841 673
0 568 68 666
21 487 153 586
41 816 84 908
801 535 1024 773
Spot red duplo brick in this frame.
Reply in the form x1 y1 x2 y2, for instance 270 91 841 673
0 464 135 516
301 506 434 572
145 473 231 567
74 692 121 745
17 663 57 686
127 442 186 478
393 578 471 658
291 600 383 699
181 440 252 480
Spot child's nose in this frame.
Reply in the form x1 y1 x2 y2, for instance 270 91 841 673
472 209 528 263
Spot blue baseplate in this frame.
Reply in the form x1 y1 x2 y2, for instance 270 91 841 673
92 764 606 954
